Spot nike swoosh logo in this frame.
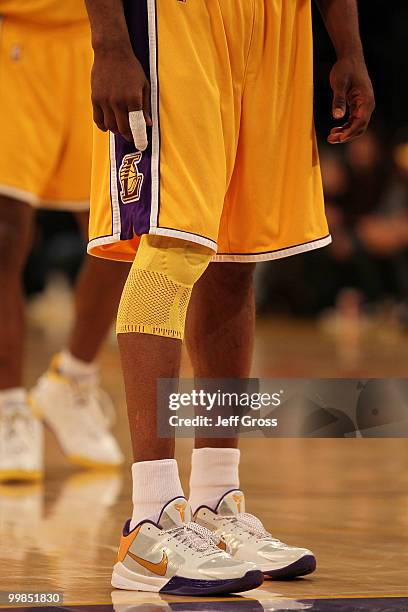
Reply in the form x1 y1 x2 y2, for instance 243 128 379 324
127 550 168 576
217 539 227 551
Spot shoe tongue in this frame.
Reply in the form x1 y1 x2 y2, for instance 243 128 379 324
158 497 192 530
216 490 245 516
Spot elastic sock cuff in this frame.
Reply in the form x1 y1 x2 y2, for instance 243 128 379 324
190 447 240 488
116 324 183 339
131 459 184 505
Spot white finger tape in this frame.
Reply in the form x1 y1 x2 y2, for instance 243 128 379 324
129 110 148 152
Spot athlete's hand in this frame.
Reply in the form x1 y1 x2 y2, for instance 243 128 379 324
328 57 375 145
91 44 152 148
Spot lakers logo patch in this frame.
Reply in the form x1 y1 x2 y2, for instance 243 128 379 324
119 152 144 204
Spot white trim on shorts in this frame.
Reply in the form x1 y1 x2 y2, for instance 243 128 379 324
212 235 333 263
109 131 122 236
150 227 217 251
146 0 161 232
87 233 332 263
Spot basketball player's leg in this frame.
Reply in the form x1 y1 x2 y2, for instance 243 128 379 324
116 235 203 522
31 210 126 469
115 234 213 520
118 333 180 463
68 210 130 363
117 234 212 464
0 196 34 389
186 271 317 581
186 261 255 515
186 261 256 450
118 255 253 497
0 196 42 481
111 235 263 595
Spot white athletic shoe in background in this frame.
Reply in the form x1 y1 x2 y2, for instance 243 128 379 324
194 490 316 579
0 390 43 482
31 356 124 469
112 497 264 595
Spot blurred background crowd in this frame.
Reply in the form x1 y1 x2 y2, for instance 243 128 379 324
25 1 408 330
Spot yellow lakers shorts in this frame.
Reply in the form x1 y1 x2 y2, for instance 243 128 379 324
89 0 331 263
0 18 92 210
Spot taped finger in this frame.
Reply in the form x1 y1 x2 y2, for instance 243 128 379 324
129 110 148 151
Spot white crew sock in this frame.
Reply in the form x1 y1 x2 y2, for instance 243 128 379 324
130 459 185 529
188 447 240 513
58 350 98 383
0 387 28 407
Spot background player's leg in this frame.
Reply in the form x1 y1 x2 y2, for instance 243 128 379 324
0 196 34 389
31 210 126 468
68 211 130 362
0 196 42 481
185 262 255 511
68 255 129 361
186 261 256 449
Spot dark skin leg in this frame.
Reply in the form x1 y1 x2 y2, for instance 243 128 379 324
0 196 34 389
117 236 214 462
117 258 254 462
118 333 180 461
185 262 256 449
68 211 130 363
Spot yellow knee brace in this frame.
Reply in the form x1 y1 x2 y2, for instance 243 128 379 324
116 235 212 339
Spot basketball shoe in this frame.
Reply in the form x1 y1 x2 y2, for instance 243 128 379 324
30 355 124 468
0 390 43 482
112 497 264 595
193 490 316 579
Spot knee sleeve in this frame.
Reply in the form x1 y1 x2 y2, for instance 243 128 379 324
116 235 212 339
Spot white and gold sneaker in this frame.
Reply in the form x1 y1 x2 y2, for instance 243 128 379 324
112 497 264 595
0 390 43 482
30 356 124 469
194 490 316 580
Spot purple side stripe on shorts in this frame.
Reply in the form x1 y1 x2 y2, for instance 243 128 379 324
113 0 154 240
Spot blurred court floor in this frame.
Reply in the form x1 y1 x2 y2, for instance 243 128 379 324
0 291 407 609
0 439 407 609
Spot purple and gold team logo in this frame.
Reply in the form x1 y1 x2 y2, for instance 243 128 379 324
119 152 144 204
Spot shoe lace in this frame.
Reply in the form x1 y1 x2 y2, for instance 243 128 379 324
219 513 280 543
167 522 224 555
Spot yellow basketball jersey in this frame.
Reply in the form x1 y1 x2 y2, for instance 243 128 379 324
0 0 88 25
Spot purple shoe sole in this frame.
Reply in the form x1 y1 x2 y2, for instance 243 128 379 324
264 554 316 580
160 569 264 596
